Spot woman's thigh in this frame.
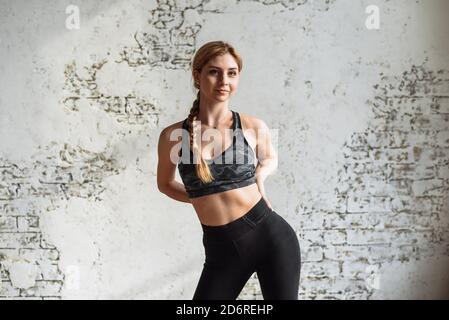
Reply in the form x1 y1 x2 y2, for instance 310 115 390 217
255 212 301 299
193 237 255 300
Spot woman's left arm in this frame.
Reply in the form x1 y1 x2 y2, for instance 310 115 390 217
254 118 278 209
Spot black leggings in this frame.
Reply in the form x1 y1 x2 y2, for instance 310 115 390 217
193 197 301 300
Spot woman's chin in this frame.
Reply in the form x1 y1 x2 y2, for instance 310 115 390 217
213 95 229 101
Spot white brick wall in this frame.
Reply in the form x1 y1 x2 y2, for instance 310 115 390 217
1 0 448 300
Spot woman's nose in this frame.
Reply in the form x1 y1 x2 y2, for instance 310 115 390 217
219 74 229 84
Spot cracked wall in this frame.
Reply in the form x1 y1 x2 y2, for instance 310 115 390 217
1 0 448 299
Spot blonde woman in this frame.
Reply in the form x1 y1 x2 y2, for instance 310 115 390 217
157 41 301 300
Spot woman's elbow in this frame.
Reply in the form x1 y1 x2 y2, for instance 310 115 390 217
157 180 169 194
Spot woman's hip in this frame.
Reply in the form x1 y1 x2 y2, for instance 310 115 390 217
201 196 273 243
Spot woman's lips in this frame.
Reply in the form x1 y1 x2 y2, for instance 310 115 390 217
216 90 229 94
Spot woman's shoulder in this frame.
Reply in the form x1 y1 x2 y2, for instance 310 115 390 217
163 119 185 132
237 112 268 131
159 119 187 144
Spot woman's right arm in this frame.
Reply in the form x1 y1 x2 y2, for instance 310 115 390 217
157 126 191 203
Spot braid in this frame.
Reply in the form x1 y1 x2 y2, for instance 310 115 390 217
188 91 200 153
188 91 215 183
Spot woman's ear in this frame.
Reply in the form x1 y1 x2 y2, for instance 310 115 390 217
193 70 200 85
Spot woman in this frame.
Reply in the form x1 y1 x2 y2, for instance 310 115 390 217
157 41 301 300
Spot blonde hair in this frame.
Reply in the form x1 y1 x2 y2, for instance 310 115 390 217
186 41 243 183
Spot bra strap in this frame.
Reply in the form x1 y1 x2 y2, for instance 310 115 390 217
182 118 189 130
233 110 242 130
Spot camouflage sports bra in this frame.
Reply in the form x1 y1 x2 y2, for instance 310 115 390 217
177 110 257 198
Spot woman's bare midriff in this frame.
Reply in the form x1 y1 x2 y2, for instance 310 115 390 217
190 183 263 226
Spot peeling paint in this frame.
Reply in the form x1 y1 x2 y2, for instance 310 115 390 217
62 61 160 126
0 142 123 299
329 61 449 299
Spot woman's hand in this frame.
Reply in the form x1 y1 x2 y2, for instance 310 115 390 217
256 173 273 210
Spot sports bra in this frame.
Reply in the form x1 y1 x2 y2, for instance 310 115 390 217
177 110 257 198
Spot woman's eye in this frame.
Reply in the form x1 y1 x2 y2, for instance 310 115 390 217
209 70 237 76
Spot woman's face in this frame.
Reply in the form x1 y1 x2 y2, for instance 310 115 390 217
194 53 240 102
